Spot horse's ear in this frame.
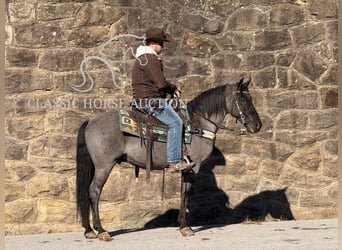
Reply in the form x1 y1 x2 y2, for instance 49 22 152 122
245 78 251 87
242 78 251 92
236 78 244 91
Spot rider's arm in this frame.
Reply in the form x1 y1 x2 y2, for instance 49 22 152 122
144 55 176 94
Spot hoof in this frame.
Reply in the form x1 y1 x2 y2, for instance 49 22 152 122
98 232 112 241
180 227 195 237
84 230 97 239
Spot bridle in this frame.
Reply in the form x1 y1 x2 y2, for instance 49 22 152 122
233 92 248 135
190 91 249 138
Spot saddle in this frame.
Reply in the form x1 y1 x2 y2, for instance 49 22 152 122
118 107 192 144
118 105 193 183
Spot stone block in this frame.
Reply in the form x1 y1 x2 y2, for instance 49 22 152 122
313 41 334 61
252 67 276 88
5 199 37 223
226 7 267 31
212 53 241 69
224 156 246 176
5 181 26 202
327 182 337 200
5 69 53 94
244 156 262 174
321 64 338 85
321 155 337 178
63 110 90 134
276 68 316 90
275 50 296 67
53 72 85 93
275 110 308 130
181 32 219 58
308 109 337 129
177 76 214 98
224 175 260 192
275 131 327 147
37 3 81 21
255 29 291 51
270 3 305 26
242 138 276 160
291 23 326 46
6 47 37 67
181 13 223 34
259 160 284 179
266 90 318 112
6 115 45 140
38 49 84 72
49 135 76 159
279 166 332 189
307 0 337 19
187 58 211 75
8 3 35 24
5 161 36 182
217 32 253 51
76 4 126 26
163 57 188 79
33 158 75 174
326 21 338 42
5 137 28 160
320 87 338 108
37 199 76 223
44 110 64 133
299 190 335 207
26 173 69 199
14 24 67 47
68 26 110 48
324 139 337 155
215 135 242 154
242 53 275 70
286 143 321 172
29 136 50 157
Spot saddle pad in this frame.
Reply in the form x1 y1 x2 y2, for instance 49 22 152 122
118 109 192 144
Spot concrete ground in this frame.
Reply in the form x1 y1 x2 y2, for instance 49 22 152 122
5 219 338 250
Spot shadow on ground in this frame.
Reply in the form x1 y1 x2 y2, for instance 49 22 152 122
109 147 295 237
143 147 295 229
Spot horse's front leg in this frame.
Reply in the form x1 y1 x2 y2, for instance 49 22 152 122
178 170 196 236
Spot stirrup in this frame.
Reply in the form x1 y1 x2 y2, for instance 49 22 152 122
169 161 195 173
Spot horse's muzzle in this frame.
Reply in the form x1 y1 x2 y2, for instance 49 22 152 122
246 122 262 133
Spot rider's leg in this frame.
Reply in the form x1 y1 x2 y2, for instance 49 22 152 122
152 101 194 171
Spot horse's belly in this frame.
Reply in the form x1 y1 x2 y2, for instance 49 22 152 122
124 138 168 169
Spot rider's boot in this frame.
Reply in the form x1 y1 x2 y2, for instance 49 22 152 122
168 161 195 172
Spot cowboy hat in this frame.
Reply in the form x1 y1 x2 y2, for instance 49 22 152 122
145 28 173 42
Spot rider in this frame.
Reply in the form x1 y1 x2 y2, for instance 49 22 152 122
131 27 195 172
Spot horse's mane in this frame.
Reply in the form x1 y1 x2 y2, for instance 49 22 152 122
187 84 228 117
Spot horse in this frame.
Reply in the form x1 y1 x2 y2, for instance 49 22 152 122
76 78 262 241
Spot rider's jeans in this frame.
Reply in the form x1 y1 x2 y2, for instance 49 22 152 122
143 99 183 163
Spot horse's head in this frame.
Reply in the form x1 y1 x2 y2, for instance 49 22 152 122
229 78 262 133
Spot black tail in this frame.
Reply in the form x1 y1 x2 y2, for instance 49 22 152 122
76 121 95 229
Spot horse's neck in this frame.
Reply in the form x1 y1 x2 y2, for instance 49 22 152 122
194 111 226 133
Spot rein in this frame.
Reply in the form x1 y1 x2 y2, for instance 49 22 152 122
190 92 248 137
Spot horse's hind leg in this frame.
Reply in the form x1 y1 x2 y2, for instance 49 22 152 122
89 162 116 241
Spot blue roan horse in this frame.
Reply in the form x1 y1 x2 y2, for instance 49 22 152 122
76 78 262 241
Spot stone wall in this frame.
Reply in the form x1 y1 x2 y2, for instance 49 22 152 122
5 0 338 235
